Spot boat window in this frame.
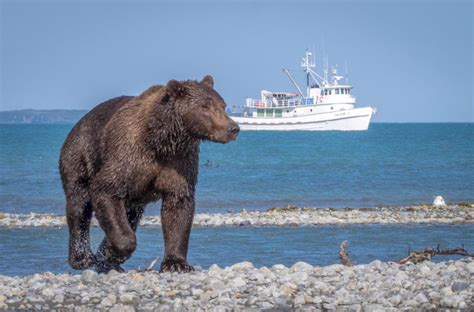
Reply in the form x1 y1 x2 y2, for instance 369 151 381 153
266 109 274 117
257 109 264 117
275 109 282 118
329 89 332 95
335 89 340 95
347 89 350 94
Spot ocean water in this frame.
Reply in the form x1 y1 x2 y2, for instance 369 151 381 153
1 224 473 276
0 123 472 214
0 123 473 276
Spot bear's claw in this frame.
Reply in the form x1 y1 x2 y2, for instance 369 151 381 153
159 257 194 273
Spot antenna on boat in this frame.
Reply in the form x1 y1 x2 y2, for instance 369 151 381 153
321 38 329 86
324 57 329 85
344 60 349 84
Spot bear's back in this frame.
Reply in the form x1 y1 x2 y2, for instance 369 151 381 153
59 95 134 184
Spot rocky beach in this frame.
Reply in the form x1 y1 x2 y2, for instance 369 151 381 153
1 258 473 311
0 204 473 310
1 204 473 228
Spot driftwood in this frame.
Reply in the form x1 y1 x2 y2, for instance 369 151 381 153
338 240 353 266
398 245 474 264
338 241 473 266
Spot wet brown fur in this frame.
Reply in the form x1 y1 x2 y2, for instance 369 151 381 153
59 76 239 273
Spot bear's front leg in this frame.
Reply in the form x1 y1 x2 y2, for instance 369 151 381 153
160 193 195 273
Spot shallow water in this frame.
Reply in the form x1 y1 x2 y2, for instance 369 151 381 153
1 224 472 276
0 123 473 214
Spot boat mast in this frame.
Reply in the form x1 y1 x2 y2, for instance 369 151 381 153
301 50 315 97
283 50 328 97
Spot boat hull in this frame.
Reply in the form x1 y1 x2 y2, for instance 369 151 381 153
231 107 375 131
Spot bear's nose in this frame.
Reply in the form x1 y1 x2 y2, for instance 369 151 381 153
228 122 240 135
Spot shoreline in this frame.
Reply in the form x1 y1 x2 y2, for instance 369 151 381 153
0 204 473 228
0 259 472 310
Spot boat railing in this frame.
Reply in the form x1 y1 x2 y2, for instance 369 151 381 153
245 98 315 108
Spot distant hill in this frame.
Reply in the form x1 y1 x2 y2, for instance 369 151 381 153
0 109 88 124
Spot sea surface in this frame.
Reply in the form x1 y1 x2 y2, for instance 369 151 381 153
1 224 473 276
0 123 472 214
0 123 473 276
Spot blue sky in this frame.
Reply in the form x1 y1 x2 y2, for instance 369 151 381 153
1 0 472 122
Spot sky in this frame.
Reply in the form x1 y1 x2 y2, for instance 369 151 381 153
1 0 472 122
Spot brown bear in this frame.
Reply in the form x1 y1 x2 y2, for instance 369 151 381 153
59 75 239 273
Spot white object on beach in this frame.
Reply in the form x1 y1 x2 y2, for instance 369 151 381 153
433 196 446 207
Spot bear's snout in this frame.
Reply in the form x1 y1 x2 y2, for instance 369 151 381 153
208 118 240 143
227 121 240 139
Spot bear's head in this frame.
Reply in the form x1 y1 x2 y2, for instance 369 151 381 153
165 75 239 143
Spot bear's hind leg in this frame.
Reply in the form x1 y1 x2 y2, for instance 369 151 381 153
93 194 137 273
66 190 95 270
126 203 145 232
159 193 195 273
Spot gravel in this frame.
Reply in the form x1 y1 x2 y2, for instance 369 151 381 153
0 258 472 310
1 204 473 228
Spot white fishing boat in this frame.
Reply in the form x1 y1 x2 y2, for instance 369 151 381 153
231 50 376 131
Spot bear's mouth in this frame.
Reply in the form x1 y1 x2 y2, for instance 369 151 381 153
209 130 239 144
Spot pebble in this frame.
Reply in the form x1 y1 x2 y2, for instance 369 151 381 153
451 280 470 292
291 261 314 272
294 294 305 306
230 277 246 288
419 265 431 275
440 295 464 308
100 294 117 307
53 294 64 303
414 292 429 303
119 293 135 303
81 270 98 284
40 288 55 300
230 261 254 271
191 288 203 297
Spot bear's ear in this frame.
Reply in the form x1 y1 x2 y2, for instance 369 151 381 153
200 75 214 88
166 79 186 98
